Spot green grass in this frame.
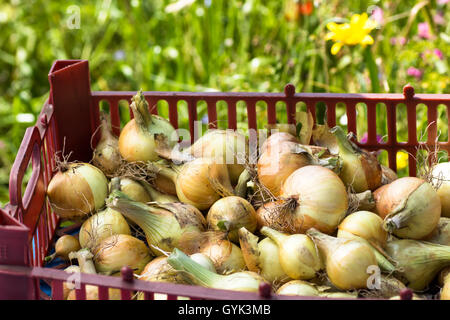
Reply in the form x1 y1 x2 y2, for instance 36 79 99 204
0 0 449 206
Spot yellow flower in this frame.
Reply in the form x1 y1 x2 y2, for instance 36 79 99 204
396 151 409 170
325 13 377 55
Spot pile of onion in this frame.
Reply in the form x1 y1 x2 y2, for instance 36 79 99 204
431 162 450 218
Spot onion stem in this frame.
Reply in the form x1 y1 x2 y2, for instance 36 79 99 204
69 249 97 274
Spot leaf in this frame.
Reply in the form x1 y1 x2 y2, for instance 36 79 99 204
296 110 314 144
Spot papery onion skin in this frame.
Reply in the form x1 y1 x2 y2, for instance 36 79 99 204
47 163 108 221
337 211 388 249
140 256 186 284
200 239 246 274
381 165 398 185
79 207 131 249
186 130 248 185
440 267 450 300
92 113 122 177
207 196 258 243
62 265 81 300
93 234 152 275
374 177 441 239
423 217 450 246
154 173 177 196
280 165 348 234
260 132 299 154
385 239 450 291
431 163 450 218
255 200 298 234
257 141 313 197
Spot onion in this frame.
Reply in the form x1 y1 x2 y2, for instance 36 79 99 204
431 162 450 218
62 265 80 300
47 162 108 221
67 285 122 300
257 141 314 197
381 165 398 185
107 191 206 255
142 182 179 203
93 234 152 275
190 253 217 273
373 177 441 239
337 211 396 273
45 235 81 262
238 227 290 284
207 196 257 243
153 173 177 196
423 217 450 246
338 211 387 249
306 228 378 290
348 190 376 212
276 280 320 297
440 267 450 300
385 239 450 291
167 248 266 292
139 256 186 284
111 177 151 203
185 129 248 185
92 112 122 177
69 249 97 274
146 158 234 210
255 200 298 234
199 239 246 274
276 280 358 298
279 165 348 234
118 90 177 162
260 132 300 154
260 226 322 280
79 207 131 250
331 126 382 192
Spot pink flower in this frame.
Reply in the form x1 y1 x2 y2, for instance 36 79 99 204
434 49 444 60
371 7 383 25
434 12 445 25
407 67 423 80
360 132 384 144
438 0 449 4
390 37 407 45
418 22 432 39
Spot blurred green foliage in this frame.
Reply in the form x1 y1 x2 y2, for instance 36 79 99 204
0 0 449 206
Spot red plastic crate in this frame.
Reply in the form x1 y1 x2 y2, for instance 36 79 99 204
0 60 449 300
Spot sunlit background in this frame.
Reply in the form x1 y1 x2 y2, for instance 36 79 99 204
0 0 449 205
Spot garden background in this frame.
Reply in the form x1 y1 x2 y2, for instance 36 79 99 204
0 0 449 206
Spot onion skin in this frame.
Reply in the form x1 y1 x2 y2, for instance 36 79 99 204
238 227 290 284
118 91 177 163
423 217 450 246
62 265 81 300
255 200 298 234
207 196 258 243
385 239 450 291
257 141 314 197
381 165 398 185
261 227 322 281
186 130 248 185
374 177 441 239
47 163 108 221
260 132 299 154
331 126 382 193
108 193 206 255
337 211 387 249
154 173 177 196
79 207 131 249
92 113 122 177
45 235 81 262
441 267 450 300
93 234 152 275
431 163 450 218
280 165 348 234
116 178 151 203
276 280 320 297
200 239 246 274
140 256 186 284
307 228 377 291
